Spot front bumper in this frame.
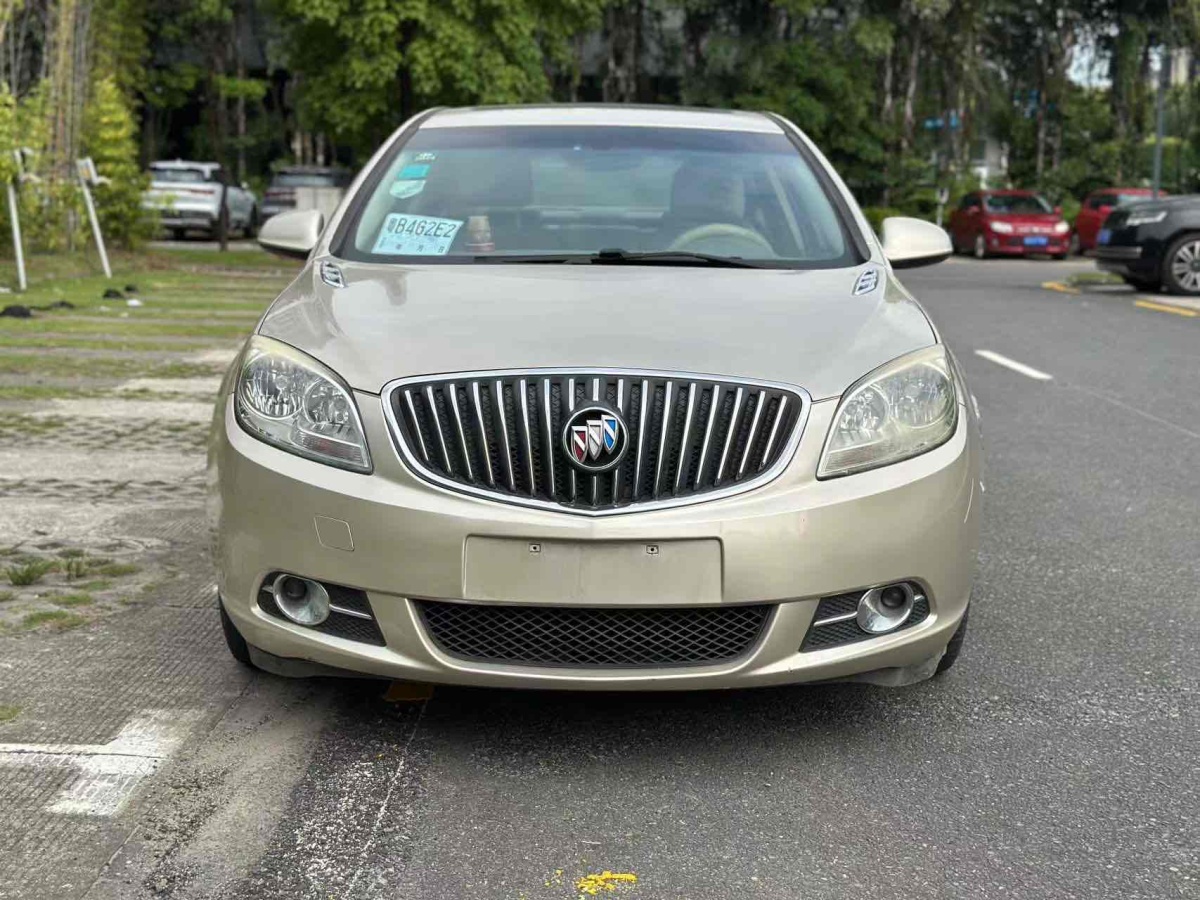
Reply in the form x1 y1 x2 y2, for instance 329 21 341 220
985 233 1069 255
210 388 982 690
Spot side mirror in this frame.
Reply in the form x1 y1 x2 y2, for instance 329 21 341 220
258 209 323 260
880 217 953 269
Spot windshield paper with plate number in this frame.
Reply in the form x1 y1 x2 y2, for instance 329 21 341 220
372 214 463 256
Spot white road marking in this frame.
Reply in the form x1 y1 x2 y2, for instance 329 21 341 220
974 350 1054 381
0 709 198 816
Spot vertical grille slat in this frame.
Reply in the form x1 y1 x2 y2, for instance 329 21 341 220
759 395 787 472
424 384 453 474
388 371 807 514
738 390 767 480
653 380 673 498
714 387 744 487
403 390 429 462
494 379 516 491
446 383 474 482
471 381 495 487
541 378 556 499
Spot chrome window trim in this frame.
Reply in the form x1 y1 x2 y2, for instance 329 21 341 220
380 367 812 518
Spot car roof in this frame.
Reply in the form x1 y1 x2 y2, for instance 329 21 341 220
421 104 783 134
150 159 222 172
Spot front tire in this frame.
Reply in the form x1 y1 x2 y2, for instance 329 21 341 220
1162 233 1200 295
934 607 969 676
219 601 256 669
973 234 988 260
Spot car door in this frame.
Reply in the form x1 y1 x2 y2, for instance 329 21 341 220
949 194 976 248
1077 193 1112 249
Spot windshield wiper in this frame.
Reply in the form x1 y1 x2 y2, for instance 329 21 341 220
468 249 764 268
585 248 764 268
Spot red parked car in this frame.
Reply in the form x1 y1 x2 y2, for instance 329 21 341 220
1072 188 1165 254
948 190 1070 259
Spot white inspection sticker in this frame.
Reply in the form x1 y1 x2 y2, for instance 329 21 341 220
372 213 463 256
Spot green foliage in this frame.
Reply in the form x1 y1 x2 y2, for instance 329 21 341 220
272 0 604 154
5 560 56 586
85 77 156 250
0 705 19 724
860 206 906 236
22 610 86 632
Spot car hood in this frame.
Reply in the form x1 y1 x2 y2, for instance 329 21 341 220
257 261 937 401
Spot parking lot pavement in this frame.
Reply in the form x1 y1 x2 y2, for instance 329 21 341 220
1 256 1196 900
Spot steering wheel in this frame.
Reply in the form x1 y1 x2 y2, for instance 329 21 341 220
668 223 776 258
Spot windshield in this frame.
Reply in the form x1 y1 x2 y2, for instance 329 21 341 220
151 168 212 184
340 125 856 267
984 194 1052 214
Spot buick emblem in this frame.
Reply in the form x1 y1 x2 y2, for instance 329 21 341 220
561 404 628 474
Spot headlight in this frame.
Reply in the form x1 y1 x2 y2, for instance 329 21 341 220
818 346 958 479
1125 209 1167 227
1053 221 1070 234
988 221 1014 234
234 336 372 472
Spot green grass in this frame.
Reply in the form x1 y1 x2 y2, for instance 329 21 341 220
51 593 94 608
63 559 89 580
78 579 113 591
1067 271 1124 286
0 591 14 603
0 705 19 724
21 610 86 631
94 562 140 577
5 560 56 586
0 353 222 380
56 548 86 559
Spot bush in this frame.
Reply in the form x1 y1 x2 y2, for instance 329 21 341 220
860 206 907 236
84 76 155 249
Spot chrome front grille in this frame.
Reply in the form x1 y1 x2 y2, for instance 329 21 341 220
383 370 809 514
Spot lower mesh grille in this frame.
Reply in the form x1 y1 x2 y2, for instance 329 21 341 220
800 587 929 651
257 575 386 646
416 601 772 668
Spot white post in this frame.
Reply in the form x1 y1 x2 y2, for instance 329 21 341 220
6 181 25 292
77 157 112 280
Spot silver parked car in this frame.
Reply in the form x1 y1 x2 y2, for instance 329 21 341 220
143 160 258 239
211 105 980 690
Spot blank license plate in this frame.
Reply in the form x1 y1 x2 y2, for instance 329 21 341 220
1097 229 1111 245
1024 236 1049 247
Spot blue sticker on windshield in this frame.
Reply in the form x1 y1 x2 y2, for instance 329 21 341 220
389 179 426 200
372 214 463 256
399 164 430 179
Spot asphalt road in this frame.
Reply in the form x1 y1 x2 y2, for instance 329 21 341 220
2 256 1197 900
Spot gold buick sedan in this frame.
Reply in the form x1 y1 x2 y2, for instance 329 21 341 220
209 105 981 689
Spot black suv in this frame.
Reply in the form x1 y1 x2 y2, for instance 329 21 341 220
1094 195 1200 295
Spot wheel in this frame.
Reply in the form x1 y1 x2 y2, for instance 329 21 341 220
1051 252 1068 261
1162 233 1200 295
244 207 259 239
1068 232 1081 256
973 234 988 259
219 600 256 668
935 607 969 676
1121 275 1160 292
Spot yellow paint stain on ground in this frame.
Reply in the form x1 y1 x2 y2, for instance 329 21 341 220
1135 299 1198 318
575 871 638 896
1041 280 1081 295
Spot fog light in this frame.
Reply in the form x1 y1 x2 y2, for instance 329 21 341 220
271 574 331 626
857 583 915 634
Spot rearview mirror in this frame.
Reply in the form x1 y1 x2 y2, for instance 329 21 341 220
880 217 952 269
258 209 323 260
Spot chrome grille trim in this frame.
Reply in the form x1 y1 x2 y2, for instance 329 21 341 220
383 369 811 517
